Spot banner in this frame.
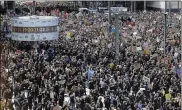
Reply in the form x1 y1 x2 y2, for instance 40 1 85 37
67 32 71 38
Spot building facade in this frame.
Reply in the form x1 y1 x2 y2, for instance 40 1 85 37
147 1 181 12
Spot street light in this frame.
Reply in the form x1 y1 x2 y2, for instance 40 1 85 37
115 13 120 64
108 0 111 26
144 0 146 12
131 1 133 12
110 10 123 64
169 1 171 24
109 7 128 63
163 12 167 55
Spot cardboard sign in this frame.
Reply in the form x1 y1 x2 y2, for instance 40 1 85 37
134 62 141 70
137 47 142 51
136 36 142 39
66 32 71 38
148 84 153 90
68 20 73 25
143 49 149 55
161 57 170 64
143 76 150 84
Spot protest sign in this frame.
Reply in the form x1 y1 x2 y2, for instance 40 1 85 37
68 20 73 25
66 32 71 38
143 76 150 84
137 47 142 51
134 62 141 70
143 48 150 55
148 83 153 90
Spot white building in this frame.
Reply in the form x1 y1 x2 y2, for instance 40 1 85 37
147 1 181 12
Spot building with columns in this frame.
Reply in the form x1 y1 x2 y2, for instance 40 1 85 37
147 1 181 12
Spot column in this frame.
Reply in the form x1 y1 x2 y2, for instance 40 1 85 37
134 1 136 12
144 0 146 11
165 1 167 13
131 1 133 12
115 14 120 63
164 13 167 55
169 1 171 17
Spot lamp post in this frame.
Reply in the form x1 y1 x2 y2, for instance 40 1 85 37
108 0 112 38
178 1 180 11
131 1 133 12
165 1 167 13
110 7 125 63
134 1 136 12
164 13 167 55
169 1 171 25
144 0 146 12
115 14 120 64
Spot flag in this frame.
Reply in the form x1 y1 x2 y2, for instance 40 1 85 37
66 57 70 63
110 27 115 33
67 32 71 38
175 65 181 77
88 69 94 80
50 49 54 55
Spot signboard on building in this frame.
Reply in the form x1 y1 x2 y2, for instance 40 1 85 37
111 7 127 13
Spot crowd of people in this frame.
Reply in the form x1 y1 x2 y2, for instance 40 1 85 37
0 5 181 110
